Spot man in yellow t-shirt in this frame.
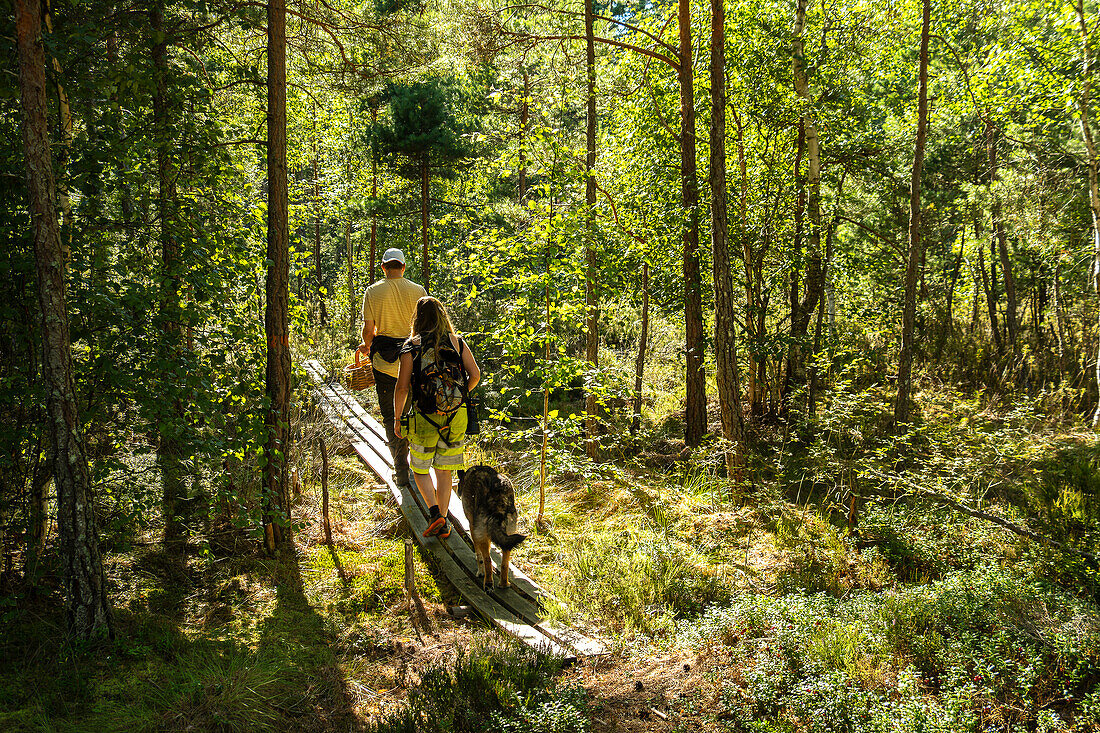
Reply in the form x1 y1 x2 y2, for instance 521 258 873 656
358 248 426 487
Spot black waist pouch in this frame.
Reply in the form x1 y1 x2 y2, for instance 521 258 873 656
370 335 405 364
465 393 481 435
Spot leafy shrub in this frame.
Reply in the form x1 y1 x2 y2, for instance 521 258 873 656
369 636 586 733
680 566 1100 732
773 509 894 594
558 527 732 635
857 503 998 582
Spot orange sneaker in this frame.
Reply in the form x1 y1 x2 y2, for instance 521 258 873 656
438 521 451 539
423 515 446 537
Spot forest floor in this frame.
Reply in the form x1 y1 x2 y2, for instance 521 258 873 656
3 388 1100 732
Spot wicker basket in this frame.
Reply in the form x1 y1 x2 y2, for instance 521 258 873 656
344 348 375 391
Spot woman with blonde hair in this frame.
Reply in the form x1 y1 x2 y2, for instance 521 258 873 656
394 296 480 538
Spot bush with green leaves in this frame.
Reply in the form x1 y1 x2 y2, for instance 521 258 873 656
680 564 1100 732
369 636 587 733
558 524 732 635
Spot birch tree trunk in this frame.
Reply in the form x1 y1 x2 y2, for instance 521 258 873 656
264 0 292 551
16 0 112 638
584 0 600 460
894 0 930 428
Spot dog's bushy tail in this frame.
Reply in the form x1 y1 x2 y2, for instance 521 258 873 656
489 520 526 551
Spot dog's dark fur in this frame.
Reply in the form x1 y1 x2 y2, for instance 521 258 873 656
456 465 526 589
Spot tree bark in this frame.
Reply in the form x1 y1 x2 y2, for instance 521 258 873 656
370 106 378 283
733 108 762 417
518 69 529 200
264 0 291 551
710 0 743 479
1074 0 1100 424
313 110 327 326
16 0 112 638
1054 255 1067 380
987 122 1016 350
680 0 706 446
584 0 600 460
346 111 356 339
44 0 73 263
152 1 186 554
789 0 825 413
894 0 930 429
421 156 430 292
632 262 649 435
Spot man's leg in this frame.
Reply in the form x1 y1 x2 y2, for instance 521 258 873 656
373 370 410 487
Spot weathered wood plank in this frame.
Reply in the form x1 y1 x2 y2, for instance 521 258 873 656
305 359 605 658
393 482 570 659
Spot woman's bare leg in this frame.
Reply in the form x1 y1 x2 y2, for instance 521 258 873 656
433 468 452 516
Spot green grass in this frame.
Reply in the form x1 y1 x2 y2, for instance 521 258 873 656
0 552 358 733
368 635 587 733
6 381 1100 732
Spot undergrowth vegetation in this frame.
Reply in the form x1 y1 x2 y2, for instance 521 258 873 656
368 637 588 733
4 336 1100 731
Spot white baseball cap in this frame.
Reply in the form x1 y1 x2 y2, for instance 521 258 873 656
381 248 405 265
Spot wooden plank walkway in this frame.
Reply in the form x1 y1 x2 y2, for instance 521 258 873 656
303 359 606 660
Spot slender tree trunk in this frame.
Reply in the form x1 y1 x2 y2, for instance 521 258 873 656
584 0 600 460
789 0 825 412
313 110 327 326
894 0 930 428
710 0 743 479
968 257 979 335
152 2 186 553
44 0 73 264
421 156 430 292
733 108 761 417
519 69 529 200
319 438 332 546
985 236 1003 355
945 239 964 326
783 122 806 413
539 167 557 529
680 0 706 446
27 439 52 577
1054 256 1066 380
987 122 1016 350
370 107 378 283
1074 0 1100 424
632 262 650 435
346 111 356 339
16 0 112 638
825 173 845 343
264 0 291 551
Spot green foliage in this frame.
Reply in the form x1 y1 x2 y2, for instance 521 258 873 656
681 564 1100 732
556 521 732 635
377 79 476 178
368 636 587 733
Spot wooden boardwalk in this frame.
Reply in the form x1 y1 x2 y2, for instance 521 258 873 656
303 359 605 660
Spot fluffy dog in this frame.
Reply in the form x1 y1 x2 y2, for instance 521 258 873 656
456 465 526 589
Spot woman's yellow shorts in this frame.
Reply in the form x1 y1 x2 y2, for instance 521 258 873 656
407 405 467 475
